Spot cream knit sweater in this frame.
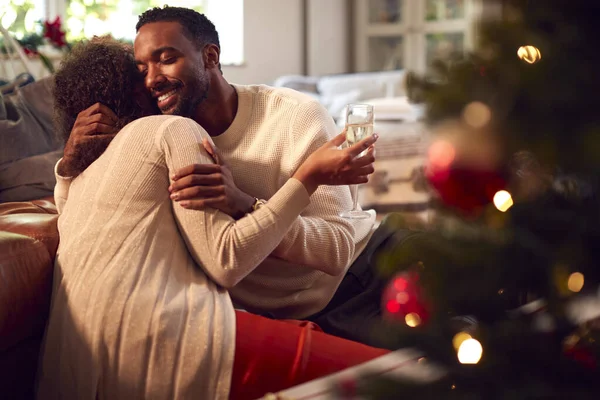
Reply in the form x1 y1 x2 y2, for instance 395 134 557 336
40 115 313 399
219 85 376 317
52 84 376 320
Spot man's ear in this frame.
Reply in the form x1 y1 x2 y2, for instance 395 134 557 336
203 44 221 70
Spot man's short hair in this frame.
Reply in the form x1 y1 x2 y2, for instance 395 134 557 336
136 6 220 50
53 37 144 142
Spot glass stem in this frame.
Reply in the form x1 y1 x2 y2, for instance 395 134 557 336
350 184 359 211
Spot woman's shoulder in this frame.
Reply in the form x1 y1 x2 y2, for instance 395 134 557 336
119 115 204 144
123 115 198 132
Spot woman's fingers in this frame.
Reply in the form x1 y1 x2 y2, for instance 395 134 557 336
345 133 379 158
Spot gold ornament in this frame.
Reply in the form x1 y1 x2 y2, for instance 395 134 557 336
517 45 542 64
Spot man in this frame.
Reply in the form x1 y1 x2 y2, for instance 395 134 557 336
57 6 394 347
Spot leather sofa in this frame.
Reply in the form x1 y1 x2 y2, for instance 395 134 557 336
0 198 58 399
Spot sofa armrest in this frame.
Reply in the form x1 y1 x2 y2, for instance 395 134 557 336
0 230 54 351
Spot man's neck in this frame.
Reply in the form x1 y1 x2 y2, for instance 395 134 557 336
193 77 238 137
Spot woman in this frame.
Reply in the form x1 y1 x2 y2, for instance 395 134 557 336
37 38 386 400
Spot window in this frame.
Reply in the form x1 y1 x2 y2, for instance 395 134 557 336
1 0 244 65
355 0 481 73
1 0 46 40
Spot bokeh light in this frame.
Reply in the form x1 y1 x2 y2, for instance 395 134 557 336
517 45 542 64
567 272 585 293
428 140 456 170
457 338 483 364
386 299 401 314
463 101 492 129
405 312 422 328
452 332 472 351
394 277 408 291
396 292 409 304
493 190 514 212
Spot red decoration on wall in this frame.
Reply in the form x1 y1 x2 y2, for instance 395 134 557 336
44 17 67 48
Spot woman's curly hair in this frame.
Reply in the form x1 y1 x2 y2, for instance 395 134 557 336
53 36 148 143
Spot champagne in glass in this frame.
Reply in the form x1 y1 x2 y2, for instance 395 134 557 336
346 123 374 155
340 104 374 220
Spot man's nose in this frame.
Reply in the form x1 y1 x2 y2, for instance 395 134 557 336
146 65 167 90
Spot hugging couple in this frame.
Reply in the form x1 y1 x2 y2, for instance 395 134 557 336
39 6 403 400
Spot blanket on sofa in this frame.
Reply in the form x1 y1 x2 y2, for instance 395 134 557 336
0 77 63 202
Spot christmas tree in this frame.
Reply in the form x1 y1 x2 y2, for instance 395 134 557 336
347 0 600 398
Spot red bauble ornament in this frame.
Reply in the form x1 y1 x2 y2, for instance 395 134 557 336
382 270 431 327
427 165 507 215
425 138 507 215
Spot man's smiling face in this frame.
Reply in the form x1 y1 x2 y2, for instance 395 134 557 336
134 21 210 117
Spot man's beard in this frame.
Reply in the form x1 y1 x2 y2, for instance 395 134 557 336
169 73 210 118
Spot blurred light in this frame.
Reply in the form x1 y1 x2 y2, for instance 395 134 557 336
568 272 585 293
67 17 84 38
1 9 17 29
451 384 457 390
83 16 106 38
428 140 456 170
394 277 407 291
386 299 401 314
517 45 541 64
463 101 491 129
457 338 483 364
24 8 42 32
452 332 472 351
493 190 514 212
405 312 422 328
69 1 86 18
498 288 505 295
396 292 409 304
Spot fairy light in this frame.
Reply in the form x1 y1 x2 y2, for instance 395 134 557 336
493 190 514 212
394 277 408 291
463 101 492 129
567 272 585 293
428 140 456 170
517 45 542 64
396 292 409 304
386 299 401 314
452 332 472 351
405 313 422 328
457 338 483 364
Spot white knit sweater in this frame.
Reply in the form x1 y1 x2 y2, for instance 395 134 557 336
52 84 376 319
216 85 376 317
40 115 312 399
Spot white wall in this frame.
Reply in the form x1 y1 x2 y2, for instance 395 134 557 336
307 0 349 77
222 0 304 85
222 0 350 85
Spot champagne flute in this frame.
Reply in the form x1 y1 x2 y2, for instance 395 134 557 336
340 104 374 220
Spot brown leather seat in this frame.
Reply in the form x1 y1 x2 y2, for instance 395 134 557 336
0 200 58 400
